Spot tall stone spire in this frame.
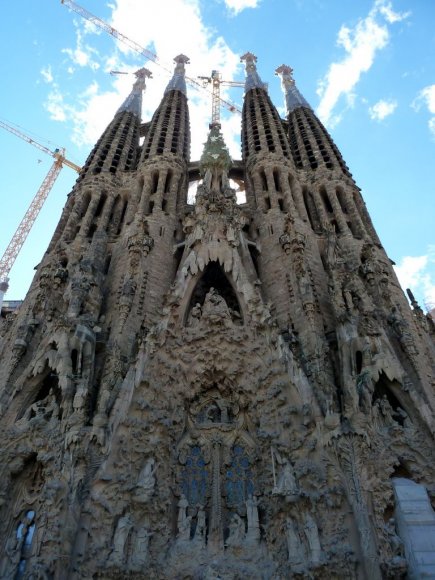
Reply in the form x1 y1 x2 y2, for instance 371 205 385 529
275 62 353 179
164 54 189 96
240 52 291 163
140 55 191 162
275 64 311 114
117 67 152 116
77 67 152 181
240 52 267 92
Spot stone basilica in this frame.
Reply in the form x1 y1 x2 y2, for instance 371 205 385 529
0 52 434 579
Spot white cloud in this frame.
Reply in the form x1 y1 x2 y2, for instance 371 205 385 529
45 84 68 122
412 84 435 137
53 0 243 159
316 0 410 127
368 98 397 120
394 247 435 311
377 0 410 23
62 26 101 71
40 65 53 84
224 0 260 15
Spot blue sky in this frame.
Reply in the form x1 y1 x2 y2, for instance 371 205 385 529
0 0 434 312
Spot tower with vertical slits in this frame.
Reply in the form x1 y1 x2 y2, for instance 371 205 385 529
0 52 434 580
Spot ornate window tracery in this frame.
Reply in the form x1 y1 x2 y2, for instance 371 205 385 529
225 445 254 508
181 446 208 506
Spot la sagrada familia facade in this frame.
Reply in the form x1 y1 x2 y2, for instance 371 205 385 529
1 52 434 579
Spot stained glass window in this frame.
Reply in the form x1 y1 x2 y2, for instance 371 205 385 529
225 445 254 507
181 446 208 505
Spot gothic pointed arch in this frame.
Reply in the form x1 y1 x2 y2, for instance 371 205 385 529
183 261 244 326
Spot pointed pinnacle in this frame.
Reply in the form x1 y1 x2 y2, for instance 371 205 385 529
165 54 190 95
241 52 266 92
275 64 311 115
117 67 152 116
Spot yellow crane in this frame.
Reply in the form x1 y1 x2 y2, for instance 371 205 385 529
60 0 242 117
198 70 244 128
0 120 81 310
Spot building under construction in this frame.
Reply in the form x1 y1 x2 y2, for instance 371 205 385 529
0 46 435 579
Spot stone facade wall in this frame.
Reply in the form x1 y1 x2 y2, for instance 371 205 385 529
0 69 434 580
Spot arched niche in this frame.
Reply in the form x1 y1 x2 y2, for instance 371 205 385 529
372 372 413 427
183 261 244 326
14 362 62 423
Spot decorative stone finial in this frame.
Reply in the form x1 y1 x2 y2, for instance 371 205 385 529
165 54 190 95
117 67 152 116
275 64 311 115
240 52 266 92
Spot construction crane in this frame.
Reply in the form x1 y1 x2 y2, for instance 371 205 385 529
198 70 244 128
60 0 242 116
0 120 81 310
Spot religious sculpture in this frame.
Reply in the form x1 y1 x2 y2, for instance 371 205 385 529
133 457 157 503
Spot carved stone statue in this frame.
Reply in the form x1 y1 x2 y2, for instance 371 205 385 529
303 513 323 565
193 506 206 545
379 395 394 426
133 458 157 503
202 288 232 326
225 513 245 547
177 495 192 541
285 518 305 566
109 514 132 566
273 456 298 499
130 525 152 570
246 495 260 542
189 303 202 327
65 259 101 323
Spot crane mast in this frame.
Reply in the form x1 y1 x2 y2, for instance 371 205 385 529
198 70 244 128
0 120 81 311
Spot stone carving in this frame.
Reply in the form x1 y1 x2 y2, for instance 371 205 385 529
245 495 260 543
303 513 323 565
130 524 152 570
285 518 305 567
193 506 206 545
118 276 137 328
64 258 101 323
272 448 299 499
202 288 232 326
16 388 59 429
177 494 192 541
133 457 157 503
188 302 202 327
225 513 245 547
109 514 132 566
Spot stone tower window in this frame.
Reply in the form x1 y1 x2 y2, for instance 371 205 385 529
302 187 321 232
336 187 348 214
273 169 281 192
164 170 172 194
94 192 107 218
260 169 268 191
320 187 333 213
151 172 159 194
